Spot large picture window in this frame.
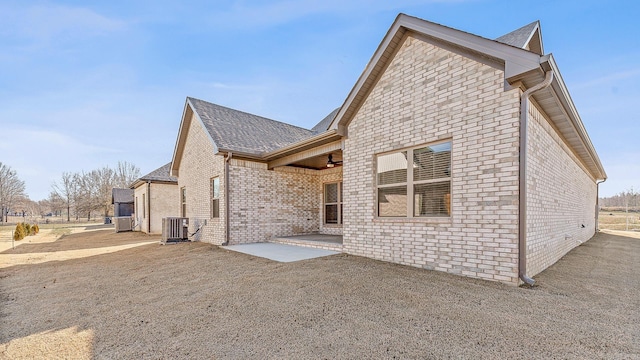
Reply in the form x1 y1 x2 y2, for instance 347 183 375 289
211 177 220 219
376 141 451 218
324 182 343 224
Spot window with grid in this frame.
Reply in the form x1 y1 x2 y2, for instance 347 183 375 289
211 177 220 218
181 187 186 217
376 141 451 218
324 182 343 224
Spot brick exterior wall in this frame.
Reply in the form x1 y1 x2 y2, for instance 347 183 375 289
133 183 179 234
525 102 597 276
343 34 522 284
177 113 226 244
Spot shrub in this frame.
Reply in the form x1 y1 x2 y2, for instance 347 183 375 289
13 223 26 241
23 223 31 236
33 224 40 234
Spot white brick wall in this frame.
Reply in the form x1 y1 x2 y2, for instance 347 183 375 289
133 183 179 234
525 102 597 276
343 35 522 284
177 113 226 244
228 161 342 243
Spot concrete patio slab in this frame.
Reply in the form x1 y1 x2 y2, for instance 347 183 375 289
223 242 340 263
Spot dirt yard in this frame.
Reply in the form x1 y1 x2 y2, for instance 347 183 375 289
1 230 638 359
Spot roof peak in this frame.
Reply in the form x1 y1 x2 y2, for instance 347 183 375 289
495 20 543 55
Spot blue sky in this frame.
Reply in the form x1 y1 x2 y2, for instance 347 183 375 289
0 0 637 200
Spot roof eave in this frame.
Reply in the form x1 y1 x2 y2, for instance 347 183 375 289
262 129 342 160
544 55 607 180
329 13 542 132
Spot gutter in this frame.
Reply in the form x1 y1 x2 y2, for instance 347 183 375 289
595 179 607 232
519 69 554 286
147 181 151 233
222 152 232 246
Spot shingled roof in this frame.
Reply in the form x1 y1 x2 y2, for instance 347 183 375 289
143 163 177 182
188 97 317 155
112 188 134 204
130 162 177 189
310 107 340 134
495 21 543 54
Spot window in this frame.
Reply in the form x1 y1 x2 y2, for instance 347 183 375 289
142 194 146 218
324 182 343 224
181 187 186 217
376 141 451 218
135 196 138 216
211 177 220 218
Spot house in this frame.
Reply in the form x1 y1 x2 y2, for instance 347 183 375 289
111 188 134 217
130 163 179 234
169 14 606 285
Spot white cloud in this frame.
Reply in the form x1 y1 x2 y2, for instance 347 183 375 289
0 3 127 40
572 68 640 90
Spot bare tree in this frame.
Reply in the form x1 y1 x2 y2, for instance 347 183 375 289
52 172 78 222
114 161 140 188
0 162 26 222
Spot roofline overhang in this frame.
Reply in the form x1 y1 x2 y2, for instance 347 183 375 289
542 55 607 180
170 98 220 177
130 179 178 189
329 13 543 132
213 129 343 164
262 129 341 160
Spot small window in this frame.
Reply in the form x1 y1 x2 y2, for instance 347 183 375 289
181 187 186 217
135 196 138 216
142 193 146 218
324 182 342 224
376 141 451 218
211 177 220 218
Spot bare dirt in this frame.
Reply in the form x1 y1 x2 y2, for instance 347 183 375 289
0 229 638 359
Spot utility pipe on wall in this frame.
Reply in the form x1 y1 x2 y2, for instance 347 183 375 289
519 70 554 286
595 179 606 233
147 181 151 233
223 152 232 246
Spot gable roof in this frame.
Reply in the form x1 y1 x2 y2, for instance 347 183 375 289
188 97 315 155
131 162 177 189
328 13 605 181
171 97 343 176
495 21 543 55
112 188 134 204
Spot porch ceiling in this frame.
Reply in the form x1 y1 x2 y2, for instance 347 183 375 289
267 140 343 169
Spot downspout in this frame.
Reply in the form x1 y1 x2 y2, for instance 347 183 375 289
147 181 151 233
222 152 232 246
595 179 606 233
519 70 554 286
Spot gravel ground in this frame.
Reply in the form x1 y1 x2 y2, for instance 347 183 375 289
0 230 638 359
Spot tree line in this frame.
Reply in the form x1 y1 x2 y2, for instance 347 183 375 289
0 161 140 223
599 187 639 211
49 161 140 221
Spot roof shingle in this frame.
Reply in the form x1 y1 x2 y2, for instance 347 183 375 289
188 97 316 155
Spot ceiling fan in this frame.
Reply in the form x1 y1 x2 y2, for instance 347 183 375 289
326 154 343 168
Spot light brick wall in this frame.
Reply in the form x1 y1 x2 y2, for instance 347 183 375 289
177 113 226 244
133 183 179 234
228 161 320 243
343 34 522 284
525 102 597 276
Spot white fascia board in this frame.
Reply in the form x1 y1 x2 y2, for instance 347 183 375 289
398 15 542 78
545 55 606 179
